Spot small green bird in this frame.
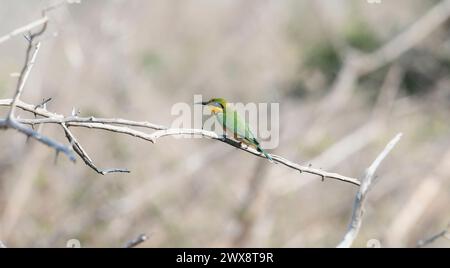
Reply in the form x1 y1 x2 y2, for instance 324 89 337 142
197 98 273 161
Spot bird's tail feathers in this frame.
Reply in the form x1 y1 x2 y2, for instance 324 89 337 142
256 143 273 162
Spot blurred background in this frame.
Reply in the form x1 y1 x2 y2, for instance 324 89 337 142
0 0 449 247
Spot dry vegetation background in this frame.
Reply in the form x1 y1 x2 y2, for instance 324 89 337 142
0 0 449 247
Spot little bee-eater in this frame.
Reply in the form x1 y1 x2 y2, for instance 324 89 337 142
197 98 273 161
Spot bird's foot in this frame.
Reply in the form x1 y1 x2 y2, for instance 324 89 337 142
239 142 249 149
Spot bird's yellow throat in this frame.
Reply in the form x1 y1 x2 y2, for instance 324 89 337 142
210 106 223 114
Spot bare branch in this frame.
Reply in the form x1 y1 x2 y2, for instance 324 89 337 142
0 99 360 185
1 118 76 161
0 99 167 130
0 17 49 45
417 224 450 248
7 42 42 119
61 123 129 174
0 0 85 161
0 5 78 162
337 133 403 248
0 0 81 45
124 233 148 248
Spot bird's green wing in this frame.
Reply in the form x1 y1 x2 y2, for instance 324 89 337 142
216 109 256 142
216 109 273 161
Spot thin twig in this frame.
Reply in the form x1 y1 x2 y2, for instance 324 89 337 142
32 98 52 132
0 0 81 45
0 44 75 160
62 123 129 174
3 118 76 161
124 233 148 248
0 17 49 45
7 42 42 119
35 97 52 109
0 99 166 130
337 133 403 248
417 224 450 247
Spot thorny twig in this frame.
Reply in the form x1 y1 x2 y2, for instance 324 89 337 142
7 41 42 119
0 99 361 184
0 0 84 162
62 123 129 174
0 16 76 161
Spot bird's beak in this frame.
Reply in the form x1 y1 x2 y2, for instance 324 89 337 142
195 101 208 105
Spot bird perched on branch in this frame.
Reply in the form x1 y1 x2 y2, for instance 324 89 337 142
197 98 273 162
